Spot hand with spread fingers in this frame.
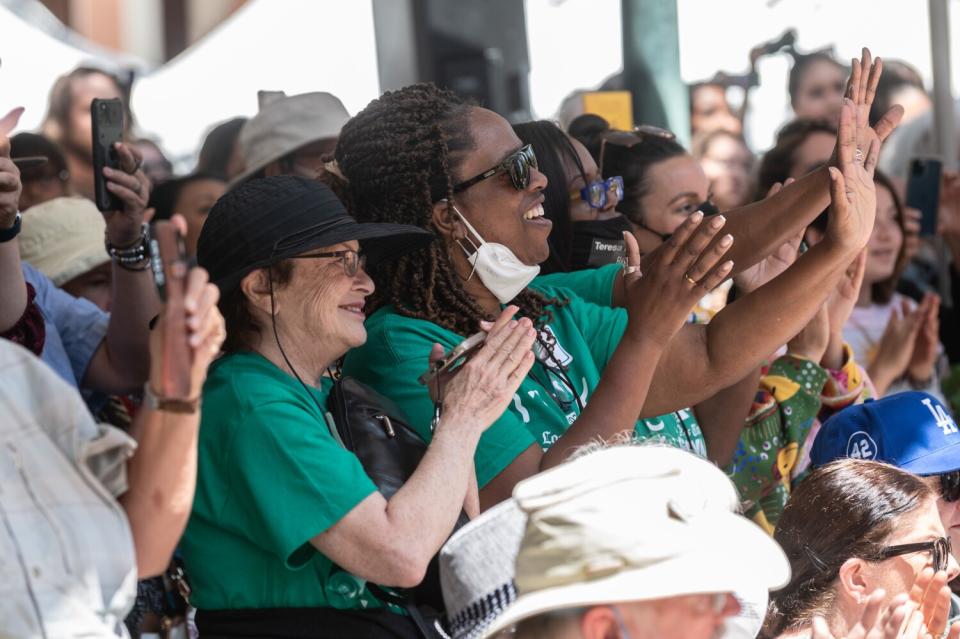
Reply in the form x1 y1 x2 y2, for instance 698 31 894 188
809 585 959 639
734 178 803 294
826 99 879 254
620 211 734 345
837 48 905 171
102 141 151 248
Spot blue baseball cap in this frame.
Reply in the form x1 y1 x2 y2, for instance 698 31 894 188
810 392 960 476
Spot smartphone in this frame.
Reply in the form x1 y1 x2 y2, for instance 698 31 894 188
91 97 124 212
149 221 192 399
906 158 943 237
418 332 487 386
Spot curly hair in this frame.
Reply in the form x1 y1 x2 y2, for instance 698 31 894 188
331 83 556 336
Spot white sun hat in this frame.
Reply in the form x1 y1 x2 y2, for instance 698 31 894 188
482 446 790 638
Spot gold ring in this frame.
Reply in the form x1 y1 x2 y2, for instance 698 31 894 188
684 273 698 286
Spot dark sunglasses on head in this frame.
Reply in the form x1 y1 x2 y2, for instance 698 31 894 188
941 471 960 502
580 176 624 209
878 536 952 573
598 125 676 176
452 144 538 195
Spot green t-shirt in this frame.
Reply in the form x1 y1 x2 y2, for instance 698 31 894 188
180 351 383 611
342 267 705 488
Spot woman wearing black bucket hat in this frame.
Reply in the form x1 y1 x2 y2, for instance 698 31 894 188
179 175 536 638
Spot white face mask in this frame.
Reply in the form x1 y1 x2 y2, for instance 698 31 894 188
451 205 540 304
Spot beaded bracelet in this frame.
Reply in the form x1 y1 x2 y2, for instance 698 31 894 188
106 223 151 270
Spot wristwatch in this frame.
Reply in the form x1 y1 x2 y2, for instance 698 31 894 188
143 384 200 414
0 213 22 243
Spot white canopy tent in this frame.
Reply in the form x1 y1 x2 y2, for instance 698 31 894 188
132 0 381 165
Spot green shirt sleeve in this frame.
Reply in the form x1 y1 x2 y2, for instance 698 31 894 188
224 400 378 569
343 312 537 489
531 264 621 307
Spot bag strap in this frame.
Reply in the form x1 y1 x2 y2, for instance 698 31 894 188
367 584 446 639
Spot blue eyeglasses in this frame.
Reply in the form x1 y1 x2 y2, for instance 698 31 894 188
579 175 624 209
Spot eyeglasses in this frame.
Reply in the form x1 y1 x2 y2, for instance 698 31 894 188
878 536 952 573
598 125 676 177
452 144 538 195
942 471 960 502
579 176 624 209
287 249 366 277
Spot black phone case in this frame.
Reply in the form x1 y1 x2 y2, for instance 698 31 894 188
906 158 942 236
91 98 124 212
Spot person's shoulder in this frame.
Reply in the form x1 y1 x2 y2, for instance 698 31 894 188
356 306 464 363
204 351 314 413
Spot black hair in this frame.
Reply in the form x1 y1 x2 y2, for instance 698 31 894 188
513 120 587 274
10 132 69 182
786 48 846 109
568 114 687 226
147 172 226 221
196 117 247 178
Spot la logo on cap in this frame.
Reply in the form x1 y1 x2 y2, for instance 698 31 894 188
847 431 877 460
923 398 958 436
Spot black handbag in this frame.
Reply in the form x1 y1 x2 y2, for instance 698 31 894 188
326 375 469 637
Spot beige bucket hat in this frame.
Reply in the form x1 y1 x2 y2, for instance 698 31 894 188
19 197 109 286
482 446 790 637
231 90 350 187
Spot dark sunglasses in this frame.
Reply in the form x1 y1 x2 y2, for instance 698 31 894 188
598 125 676 176
941 471 960 502
579 176 624 209
452 144 538 195
878 536 952 573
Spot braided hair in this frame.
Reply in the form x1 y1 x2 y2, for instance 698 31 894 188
331 83 556 336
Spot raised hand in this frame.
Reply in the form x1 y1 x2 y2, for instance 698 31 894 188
0 107 24 226
907 294 940 384
822 251 867 368
621 211 734 344
787 302 830 363
827 100 879 254
909 568 953 638
868 297 925 395
842 48 905 162
102 141 151 247
734 178 803 294
148 216 225 402
436 306 536 434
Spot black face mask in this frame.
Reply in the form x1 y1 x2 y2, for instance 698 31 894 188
637 199 721 244
570 213 634 270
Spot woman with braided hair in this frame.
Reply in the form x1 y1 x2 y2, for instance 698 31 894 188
338 52 894 508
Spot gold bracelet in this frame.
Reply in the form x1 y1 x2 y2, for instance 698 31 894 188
143 384 200 414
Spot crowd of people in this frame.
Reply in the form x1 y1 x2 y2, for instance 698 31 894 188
0 37 959 639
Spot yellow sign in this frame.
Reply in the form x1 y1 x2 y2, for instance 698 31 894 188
581 91 634 131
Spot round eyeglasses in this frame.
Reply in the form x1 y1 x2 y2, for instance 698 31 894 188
579 176 625 209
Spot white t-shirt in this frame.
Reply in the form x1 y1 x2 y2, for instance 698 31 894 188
843 293 946 403
0 339 137 638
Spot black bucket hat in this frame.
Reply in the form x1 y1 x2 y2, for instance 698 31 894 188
197 175 433 295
